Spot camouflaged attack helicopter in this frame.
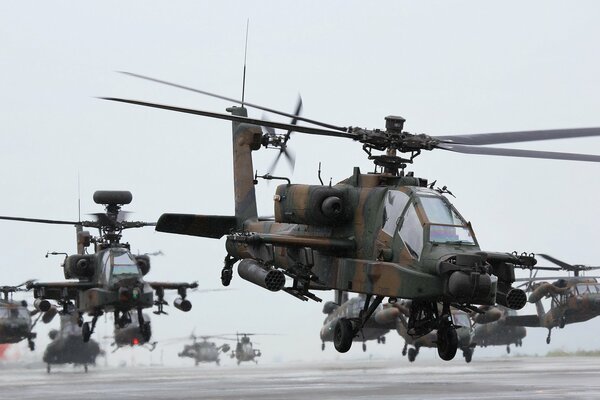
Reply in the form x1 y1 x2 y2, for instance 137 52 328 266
176 333 231 366
320 291 397 352
396 300 475 362
509 254 600 345
0 283 57 351
0 190 198 343
471 305 526 354
103 72 600 361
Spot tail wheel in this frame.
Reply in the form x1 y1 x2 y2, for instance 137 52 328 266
333 319 354 353
463 348 473 363
436 326 458 361
141 322 152 342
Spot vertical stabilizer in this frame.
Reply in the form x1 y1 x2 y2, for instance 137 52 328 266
227 106 261 226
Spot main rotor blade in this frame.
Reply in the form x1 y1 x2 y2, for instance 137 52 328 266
538 254 574 270
436 127 600 146
437 143 600 162
0 216 81 225
101 97 355 139
118 72 348 132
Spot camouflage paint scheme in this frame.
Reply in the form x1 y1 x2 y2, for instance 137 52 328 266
506 277 600 344
472 306 526 353
320 294 398 351
0 299 35 346
157 107 531 312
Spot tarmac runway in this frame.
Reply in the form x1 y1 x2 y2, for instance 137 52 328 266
1 357 599 400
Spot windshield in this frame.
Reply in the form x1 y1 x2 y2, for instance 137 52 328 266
382 190 410 236
420 196 465 225
430 225 476 245
576 284 600 294
419 196 476 245
452 312 471 327
399 204 424 259
111 251 140 277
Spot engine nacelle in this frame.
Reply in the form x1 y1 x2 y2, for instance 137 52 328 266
34 298 51 313
135 255 151 276
238 259 286 292
274 184 352 226
472 307 502 324
64 255 95 279
173 297 192 312
373 306 400 325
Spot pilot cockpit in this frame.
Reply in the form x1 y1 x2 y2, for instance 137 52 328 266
102 249 142 284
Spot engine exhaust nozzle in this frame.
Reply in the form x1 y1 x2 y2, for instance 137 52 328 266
34 298 51 313
173 297 192 312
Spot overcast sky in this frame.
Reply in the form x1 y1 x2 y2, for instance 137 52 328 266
1 1 600 366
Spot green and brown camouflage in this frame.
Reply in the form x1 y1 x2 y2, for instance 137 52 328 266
155 109 537 359
471 305 526 354
506 275 600 344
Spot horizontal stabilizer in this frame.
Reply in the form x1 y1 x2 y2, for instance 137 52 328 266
156 214 237 239
504 314 540 327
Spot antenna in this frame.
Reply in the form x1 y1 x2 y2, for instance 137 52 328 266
77 173 81 222
241 19 249 107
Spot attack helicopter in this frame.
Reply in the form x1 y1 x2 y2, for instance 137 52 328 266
103 72 600 361
228 333 263 365
44 310 102 373
107 312 157 352
508 254 600 344
320 291 397 352
396 301 475 363
471 305 526 354
0 190 198 343
177 333 231 366
0 283 57 351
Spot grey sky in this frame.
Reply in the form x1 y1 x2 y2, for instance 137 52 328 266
1 1 599 364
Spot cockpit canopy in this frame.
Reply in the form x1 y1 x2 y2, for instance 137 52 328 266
102 249 142 284
0 306 29 320
383 188 477 259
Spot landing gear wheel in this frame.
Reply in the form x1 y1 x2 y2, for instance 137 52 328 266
436 326 458 361
221 267 232 286
46 364 51 374
28 339 35 351
84 364 88 373
380 336 386 345
362 342 367 352
506 345 511 354
141 321 152 342
546 335 551 344
333 319 354 353
407 347 417 362
463 348 473 363
559 317 566 329
82 322 91 343
321 342 325 351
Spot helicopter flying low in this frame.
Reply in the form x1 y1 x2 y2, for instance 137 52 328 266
508 254 600 344
103 72 600 360
396 301 475 363
320 291 397 352
44 311 103 373
0 190 198 343
471 305 526 354
0 283 57 351
177 333 231 366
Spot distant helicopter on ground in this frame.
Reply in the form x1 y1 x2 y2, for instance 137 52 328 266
0 191 198 343
396 301 475 362
229 333 265 365
471 305 526 354
0 283 56 351
320 292 397 352
177 333 231 366
104 72 600 360
509 254 600 344
44 312 103 373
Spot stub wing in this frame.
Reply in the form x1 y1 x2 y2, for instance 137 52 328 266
147 282 199 291
28 281 97 301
